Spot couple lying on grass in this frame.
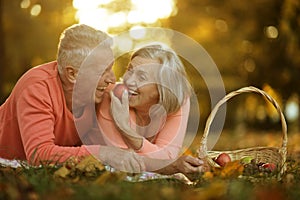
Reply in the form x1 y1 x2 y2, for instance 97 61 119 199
0 24 207 178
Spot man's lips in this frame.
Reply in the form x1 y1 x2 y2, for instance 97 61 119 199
96 86 107 92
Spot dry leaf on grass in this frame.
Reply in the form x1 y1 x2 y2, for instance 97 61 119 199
94 171 127 185
75 155 104 172
54 155 105 179
54 166 71 178
205 160 244 179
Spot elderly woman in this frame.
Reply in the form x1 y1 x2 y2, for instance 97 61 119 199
96 43 192 162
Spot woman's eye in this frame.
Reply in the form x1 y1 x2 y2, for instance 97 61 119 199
138 74 147 81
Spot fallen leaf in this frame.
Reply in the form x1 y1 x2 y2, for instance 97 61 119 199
94 171 127 185
210 160 244 178
202 171 214 180
183 148 194 156
76 156 104 172
54 166 71 178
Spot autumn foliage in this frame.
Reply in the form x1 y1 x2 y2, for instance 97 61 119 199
0 132 300 199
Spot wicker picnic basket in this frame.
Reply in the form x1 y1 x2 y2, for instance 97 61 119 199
198 86 288 179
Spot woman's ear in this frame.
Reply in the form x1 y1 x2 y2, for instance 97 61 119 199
64 66 78 83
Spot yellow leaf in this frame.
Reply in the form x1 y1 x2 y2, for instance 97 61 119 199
94 171 127 185
220 160 244 178
71 176 81 183
54 166 71 178
202 171 214 180
64 156 79 170
183 148 194 156
76 155 104 172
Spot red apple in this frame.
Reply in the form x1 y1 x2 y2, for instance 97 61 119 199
262 163 276 172
214 153 231 167
113 83 128 100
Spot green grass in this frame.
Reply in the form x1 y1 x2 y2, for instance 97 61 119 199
0 156 299 200
1 132 300 200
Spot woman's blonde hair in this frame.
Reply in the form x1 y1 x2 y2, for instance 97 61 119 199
56 24 111 74
131 43 192 114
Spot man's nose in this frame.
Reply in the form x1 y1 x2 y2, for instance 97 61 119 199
106 71 116 84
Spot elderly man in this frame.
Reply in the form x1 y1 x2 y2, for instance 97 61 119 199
0 24 144 173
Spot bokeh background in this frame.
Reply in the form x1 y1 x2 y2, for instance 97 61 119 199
1 0 299 137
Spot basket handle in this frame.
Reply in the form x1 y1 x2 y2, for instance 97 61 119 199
198 86 288 157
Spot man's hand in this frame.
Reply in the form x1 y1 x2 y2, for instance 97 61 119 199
98 146 145 173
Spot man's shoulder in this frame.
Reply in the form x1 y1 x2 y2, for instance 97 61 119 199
10 61 60 96
20 61 59 82
30 61 58 75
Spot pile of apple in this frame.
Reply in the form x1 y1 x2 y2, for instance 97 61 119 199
241 156 277 176
213 153 277 175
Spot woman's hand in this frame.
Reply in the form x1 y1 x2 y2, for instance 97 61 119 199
172 155 206 174
154 155 208 177
110 91 143 150
110 90 130 132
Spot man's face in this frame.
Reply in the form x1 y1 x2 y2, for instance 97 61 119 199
72 45 115 108
94 63 115 104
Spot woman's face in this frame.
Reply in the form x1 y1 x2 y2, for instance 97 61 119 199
123 56 160 111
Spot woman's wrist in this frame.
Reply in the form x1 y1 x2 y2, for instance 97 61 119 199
120 128 143 150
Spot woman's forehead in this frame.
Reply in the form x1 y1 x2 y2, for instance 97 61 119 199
130 56 160 67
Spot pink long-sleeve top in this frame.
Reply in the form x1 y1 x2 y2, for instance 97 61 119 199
96 87 190 159
0 61 98 164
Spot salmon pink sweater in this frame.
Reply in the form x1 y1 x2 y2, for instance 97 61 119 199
0 61 98 164
96 87 190 159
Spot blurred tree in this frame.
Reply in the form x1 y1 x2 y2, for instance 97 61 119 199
1 0 299 130
169 0 299 130
245 0 300 128
0 0 6 103
0 0 76 104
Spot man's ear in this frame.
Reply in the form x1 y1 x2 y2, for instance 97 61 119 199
64 66 78 83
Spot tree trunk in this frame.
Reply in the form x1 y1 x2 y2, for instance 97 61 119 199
0 0 6 104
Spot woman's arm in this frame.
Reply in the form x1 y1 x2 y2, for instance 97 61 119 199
136 99 190 159
109 90 190 159
109 90 144 150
